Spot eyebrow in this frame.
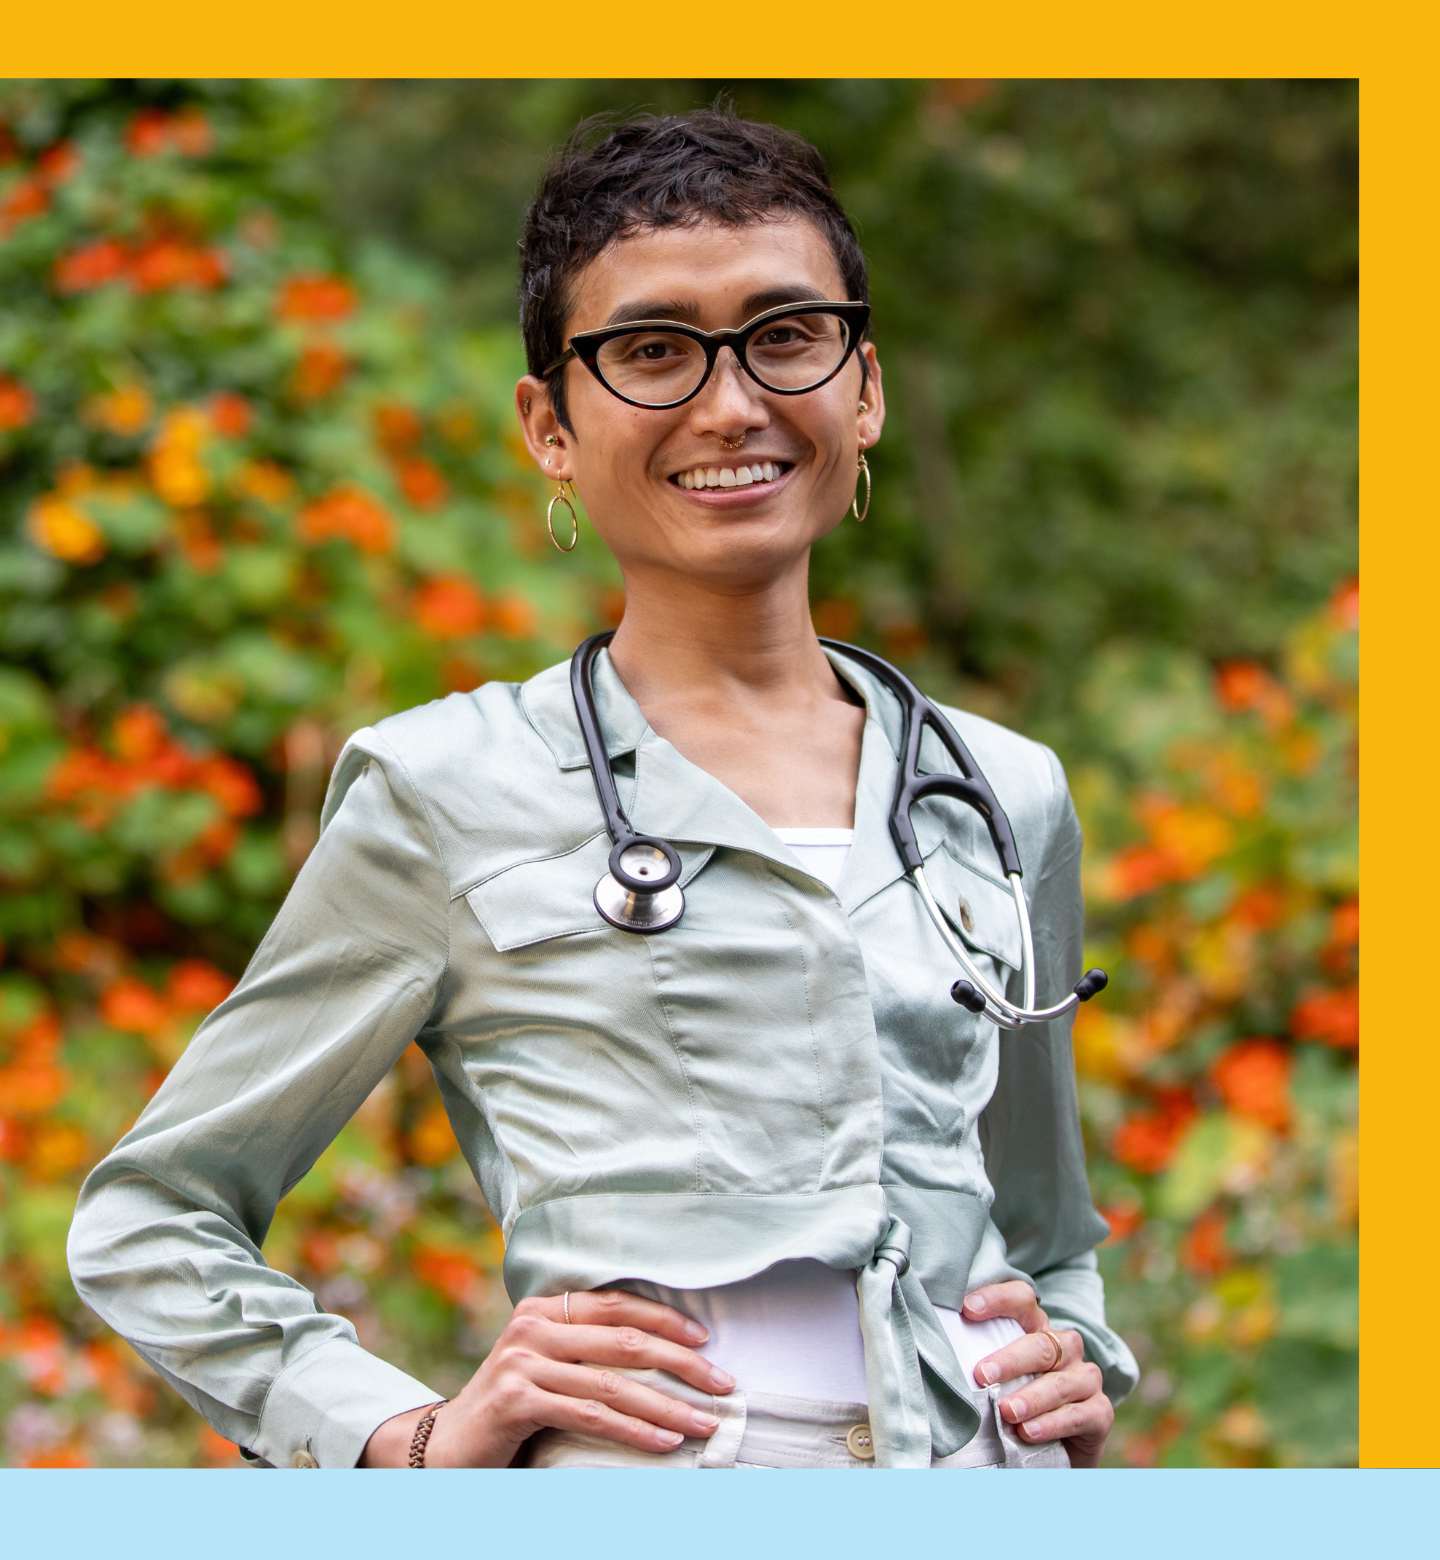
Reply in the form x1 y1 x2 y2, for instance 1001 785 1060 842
601 285 834 328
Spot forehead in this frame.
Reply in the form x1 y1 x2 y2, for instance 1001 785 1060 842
563 214 848 333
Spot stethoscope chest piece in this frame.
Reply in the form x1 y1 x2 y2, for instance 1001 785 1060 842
593 841 685 933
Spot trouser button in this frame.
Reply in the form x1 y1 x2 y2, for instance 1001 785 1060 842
845 1423 875 1460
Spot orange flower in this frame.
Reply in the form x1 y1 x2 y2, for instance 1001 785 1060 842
37 139 80 184
27 495 105 564
199 1426 239 1465
1106 844 1172 901
234 459 294 506
85 382 152 436
1329 899 1360 948
1180 1207 1231 1277
0 175 48 231
129 236 226 293
1229 885 1286 931
292 340 348 400
1098 1201 1144 1244
195 753 262 816
125 108 172 157
490 592 538 640
170 107 214 157
53 237 128 293
0 1059 67 1117
28 1120 90 1180
0 376 35 430
373 401 423 452
298 485 394 554
413 1243 476 1303
100 978 169 1036
208 391 252 438
277 273 357 324
175 508 224 572
1210 1037 1292 1131
1291 985 1359 1049
167 960 235 1014
398 455 448 510
1111 1086 1197 1174
1329 575 1359 631
111 705 169 763
415 575 486 639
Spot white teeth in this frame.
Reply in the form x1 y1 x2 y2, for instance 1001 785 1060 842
675 461 788 488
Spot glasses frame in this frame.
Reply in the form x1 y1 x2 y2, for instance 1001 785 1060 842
542 299 872 410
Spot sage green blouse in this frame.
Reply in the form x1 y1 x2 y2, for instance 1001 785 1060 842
67 644 1139 1469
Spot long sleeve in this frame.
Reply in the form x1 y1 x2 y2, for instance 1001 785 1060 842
67 726 450 1467
978 743 1141 1406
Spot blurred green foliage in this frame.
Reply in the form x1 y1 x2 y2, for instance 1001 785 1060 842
0 78 1354 1468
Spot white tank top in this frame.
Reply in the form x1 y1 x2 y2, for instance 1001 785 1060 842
623 827 1024 1403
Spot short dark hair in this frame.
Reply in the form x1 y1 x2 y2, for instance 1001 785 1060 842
519 106 870 433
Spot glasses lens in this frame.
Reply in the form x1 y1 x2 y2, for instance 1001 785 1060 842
595 330 707 405
746 312 851 392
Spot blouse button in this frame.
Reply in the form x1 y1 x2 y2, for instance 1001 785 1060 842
845 1423 875 1460
291 1448 319 1468
958 899 975 933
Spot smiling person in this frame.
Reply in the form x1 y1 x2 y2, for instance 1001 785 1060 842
67 107 1139 1471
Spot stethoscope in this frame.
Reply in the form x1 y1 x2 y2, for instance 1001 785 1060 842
570 630 1108 1030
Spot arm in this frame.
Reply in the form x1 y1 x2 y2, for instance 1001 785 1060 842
977 742 1141 1409
67 727 450 1468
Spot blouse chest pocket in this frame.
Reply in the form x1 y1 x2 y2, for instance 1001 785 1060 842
464 833 715 953
921 838 1023 983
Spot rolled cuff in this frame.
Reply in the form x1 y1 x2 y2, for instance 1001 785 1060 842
250 1338 443 1468
1033 1249 1141 1406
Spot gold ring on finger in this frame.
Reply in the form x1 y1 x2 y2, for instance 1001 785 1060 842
1039 1329 1064 1371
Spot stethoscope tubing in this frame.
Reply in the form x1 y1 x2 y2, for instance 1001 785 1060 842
570 630 1107 1028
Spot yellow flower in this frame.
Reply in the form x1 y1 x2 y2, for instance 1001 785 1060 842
27 496 105 563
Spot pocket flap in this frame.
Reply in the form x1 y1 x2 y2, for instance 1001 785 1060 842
465 833 715 953
922 840 1024 971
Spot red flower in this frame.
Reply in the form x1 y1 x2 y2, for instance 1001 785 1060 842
1291 985 1359 1049
0 176 48 231
292 341 348 400
277 273 357 324
415 575 487 639
195 754 262 817
53 238 128 293
208 391 252 438
1210 1037 1292 1131
125 109 172 157
373 401 423 452
168 961 235 1012
1180 1207 1231 1276
100 978 169 1036
36 139 80 184
398 456 448 510
0 377 36 430
297 485 394 554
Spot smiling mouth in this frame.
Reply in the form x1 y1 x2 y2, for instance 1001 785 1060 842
668 460 793 491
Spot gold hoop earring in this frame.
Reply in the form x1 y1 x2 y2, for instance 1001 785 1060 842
546 481 578 552
851 452 871 523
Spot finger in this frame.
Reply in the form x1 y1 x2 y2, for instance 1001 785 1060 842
524 1288 711 1348
1010 1392 1112 1447
530 1357 723 1441
527 1382 700 1454
993 1362 1101 1427
972 1327 1082 1387
539 1318 734 1396
962 1280 1045 1321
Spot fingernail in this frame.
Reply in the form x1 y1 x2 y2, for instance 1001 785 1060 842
979 1362 998 1384
1006 1397 1027 1421
685 1321 709 1342
710 1366 735 1389
966 1293 987 1313
691 1410 719 1432
657 1428 685 1446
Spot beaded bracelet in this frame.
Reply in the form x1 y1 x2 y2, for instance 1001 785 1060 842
408 1399 449 1467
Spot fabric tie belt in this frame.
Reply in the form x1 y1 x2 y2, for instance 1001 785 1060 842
856 1212 984 1467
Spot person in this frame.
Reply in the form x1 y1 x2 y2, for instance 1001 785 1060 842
67 107 1139 1471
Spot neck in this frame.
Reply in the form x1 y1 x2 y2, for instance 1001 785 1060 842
605 561 854 721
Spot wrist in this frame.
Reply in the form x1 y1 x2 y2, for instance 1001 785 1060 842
359 1404 433 1469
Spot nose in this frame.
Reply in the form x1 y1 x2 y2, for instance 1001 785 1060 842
687 346 769 437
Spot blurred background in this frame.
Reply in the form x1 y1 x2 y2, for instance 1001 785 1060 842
0 78 1356 1467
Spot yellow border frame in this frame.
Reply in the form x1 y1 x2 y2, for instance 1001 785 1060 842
2 2 1402 1466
